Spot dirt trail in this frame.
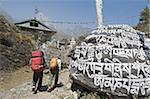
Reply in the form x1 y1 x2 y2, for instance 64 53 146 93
0 66 32 91
0 68 77 99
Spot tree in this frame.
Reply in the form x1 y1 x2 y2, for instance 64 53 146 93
135 7 150 38
77 35 86 45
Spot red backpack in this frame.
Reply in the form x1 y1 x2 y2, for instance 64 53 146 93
31 51 44 72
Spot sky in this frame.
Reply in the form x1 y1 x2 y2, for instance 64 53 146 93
0 0 148 31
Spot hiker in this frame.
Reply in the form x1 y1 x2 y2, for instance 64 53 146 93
47 55 59 92
30 51 46 94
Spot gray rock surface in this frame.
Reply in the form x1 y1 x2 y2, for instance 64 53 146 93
69 25 150 97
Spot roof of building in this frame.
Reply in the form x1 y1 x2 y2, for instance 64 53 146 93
15 19 57 33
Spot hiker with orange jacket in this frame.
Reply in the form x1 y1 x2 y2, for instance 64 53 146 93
47 55 60 92
30 51 46 94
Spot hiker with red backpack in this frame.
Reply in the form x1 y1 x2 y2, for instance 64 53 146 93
30 51 46 94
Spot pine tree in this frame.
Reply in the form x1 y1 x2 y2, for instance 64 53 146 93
136 7 150 38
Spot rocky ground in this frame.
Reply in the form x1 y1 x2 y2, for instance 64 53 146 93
0 67 150 99
0 67 78 99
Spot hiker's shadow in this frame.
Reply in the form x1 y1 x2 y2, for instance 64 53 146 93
40 85 48 92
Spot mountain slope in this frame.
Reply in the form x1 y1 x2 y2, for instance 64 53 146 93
0 15 34 72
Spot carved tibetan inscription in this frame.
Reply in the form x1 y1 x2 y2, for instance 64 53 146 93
69 25 150 96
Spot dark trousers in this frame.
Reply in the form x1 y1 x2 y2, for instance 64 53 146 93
49 67 59 87
33 71 43 90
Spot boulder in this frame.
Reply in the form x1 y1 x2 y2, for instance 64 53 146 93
69 25 150 97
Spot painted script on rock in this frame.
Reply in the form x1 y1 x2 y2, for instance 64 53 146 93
69 25 150 96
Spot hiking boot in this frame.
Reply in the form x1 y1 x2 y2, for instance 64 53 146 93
33 90 37 94
32 86 35 91
47 89 52 92
47 87 53 92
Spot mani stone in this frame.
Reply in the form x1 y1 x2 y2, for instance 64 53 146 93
69 24 150 96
